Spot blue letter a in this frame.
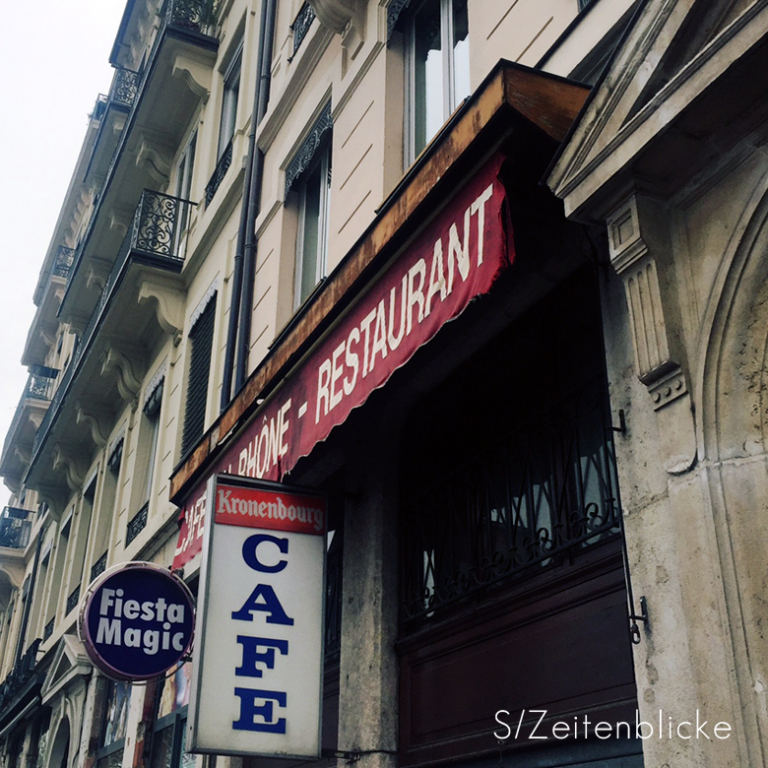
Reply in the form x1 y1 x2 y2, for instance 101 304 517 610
231 584 295 625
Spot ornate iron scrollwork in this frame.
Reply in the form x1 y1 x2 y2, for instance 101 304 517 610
292 3 316 56
110 67 140 108
285 103 333 195
133 190 184 257
166 0 216 32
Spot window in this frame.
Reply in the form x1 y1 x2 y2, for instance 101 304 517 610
399 271 621 631
218 48 242 159
95 680 131 768
128 376 164 546
181 295 217 457
405 0 470 162
174 132 197 252
149 662 194 768
295 139 332 307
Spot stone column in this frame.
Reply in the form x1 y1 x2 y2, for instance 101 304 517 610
336 417 399 768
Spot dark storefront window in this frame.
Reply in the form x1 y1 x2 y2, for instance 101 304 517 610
400 270 621 630
397 269 638 767
150 662 194 768
96 680 131 768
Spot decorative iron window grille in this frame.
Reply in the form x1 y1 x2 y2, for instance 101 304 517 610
126 503 149 546
66 584 81 615
0 509 31 549
205 139 232 205
52 246 75 280
108 67 140 108
400 376 621 627
91 552 108 582
44 618 55 641
32 191 194 460
291 3 316 57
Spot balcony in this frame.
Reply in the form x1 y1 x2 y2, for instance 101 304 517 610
0 372 57 493
0 508 31 551
60 0 218 332
22 246 74 367
85 67 141 185
25 191 194 502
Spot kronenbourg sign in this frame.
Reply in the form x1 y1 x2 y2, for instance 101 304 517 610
188 474 327 757
78 562 195 681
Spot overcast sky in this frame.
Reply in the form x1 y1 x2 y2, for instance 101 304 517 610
0 0 126 502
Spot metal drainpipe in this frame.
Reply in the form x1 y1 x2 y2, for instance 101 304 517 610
234 0 277 391
220 0 277 409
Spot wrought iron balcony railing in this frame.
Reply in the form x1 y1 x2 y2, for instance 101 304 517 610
52 246 75 281
108 67 140 109
0 508 31 550
165 0 217 34
31 191 195 463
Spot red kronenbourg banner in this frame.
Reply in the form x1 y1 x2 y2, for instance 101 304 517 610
174 153 512 568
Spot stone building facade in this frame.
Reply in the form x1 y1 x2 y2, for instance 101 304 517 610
0 0 765 767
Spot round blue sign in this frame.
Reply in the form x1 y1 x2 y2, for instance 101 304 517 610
79 562 195 681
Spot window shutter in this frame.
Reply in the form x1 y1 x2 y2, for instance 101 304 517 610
181 296 217 457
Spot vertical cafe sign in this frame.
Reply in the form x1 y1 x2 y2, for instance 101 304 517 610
188 474 327 757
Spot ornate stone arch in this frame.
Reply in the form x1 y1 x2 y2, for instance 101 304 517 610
697 172 768 462
693 170 768 763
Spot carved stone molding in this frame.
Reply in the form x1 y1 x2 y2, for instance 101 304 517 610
137 272 185 340
75 401 112 447
172 51 213 102
606 194 676 385
606 193 697 475
309 0 366 57
648 367 688 412
52 445 86 492
86 258 111 293
135 131 173 185
109 204 134 239
13 444 31 466
101 347 144 402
